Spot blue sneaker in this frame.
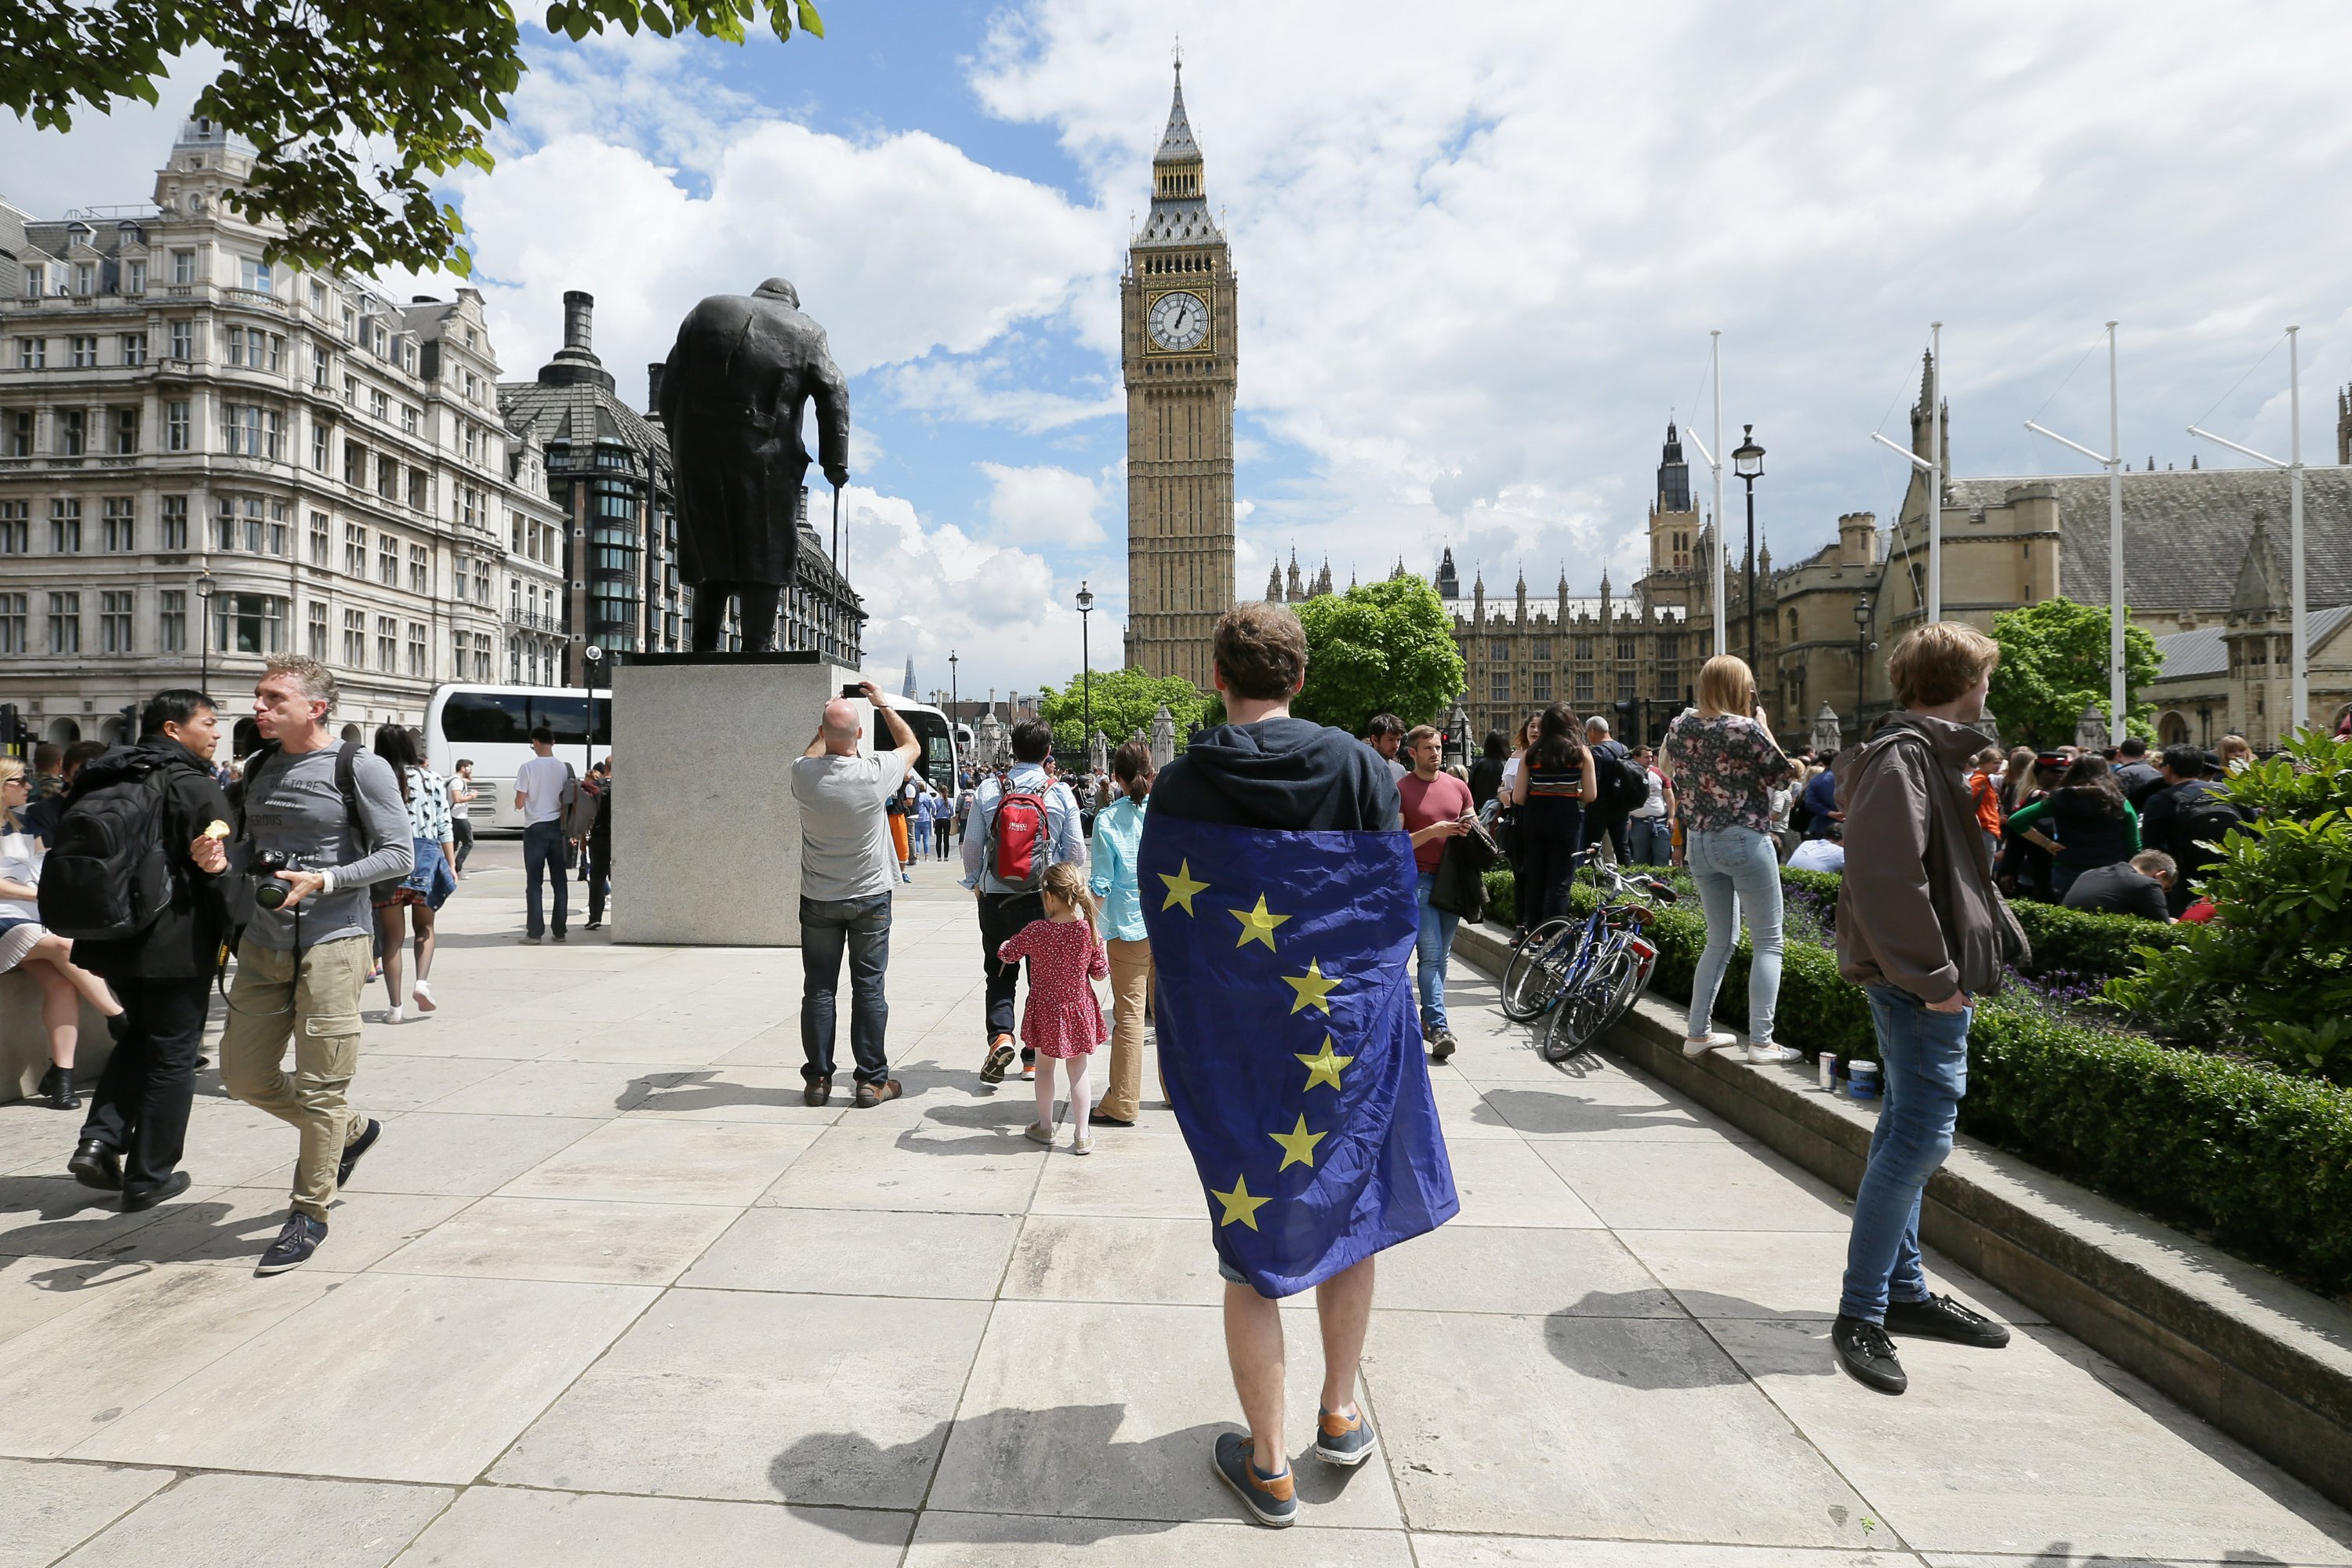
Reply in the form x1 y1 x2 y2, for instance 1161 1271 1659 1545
1213 1432 1297 1527
256 1212 328 1276
1315 1406 1378 1467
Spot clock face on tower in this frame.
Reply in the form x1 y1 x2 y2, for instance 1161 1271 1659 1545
1146 289 1210 352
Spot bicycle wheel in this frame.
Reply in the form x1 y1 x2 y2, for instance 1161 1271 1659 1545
1541 942 1634 1062
1499 917 1577 1022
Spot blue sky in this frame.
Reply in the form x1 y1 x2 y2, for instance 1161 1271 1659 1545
9 2 2352 702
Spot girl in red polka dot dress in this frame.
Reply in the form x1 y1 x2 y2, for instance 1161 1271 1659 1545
997 860 1110 1154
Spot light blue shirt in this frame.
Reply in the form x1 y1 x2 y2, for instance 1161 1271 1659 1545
1088 793 1149 942
959 763 1086 893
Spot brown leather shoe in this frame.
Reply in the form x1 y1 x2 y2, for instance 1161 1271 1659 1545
855 1079 902 1109
803 1077 831 1107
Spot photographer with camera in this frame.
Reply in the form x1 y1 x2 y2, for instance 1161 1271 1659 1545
220 656 412 1274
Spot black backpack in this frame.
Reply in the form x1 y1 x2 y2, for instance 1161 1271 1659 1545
38 753 174 941
2170 785 2251 866
1592 749 1651 817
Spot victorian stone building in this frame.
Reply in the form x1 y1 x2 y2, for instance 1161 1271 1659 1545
0 119 565 745
1123 64 1239 690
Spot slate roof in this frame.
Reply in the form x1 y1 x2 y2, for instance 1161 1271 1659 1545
1156 70 1200 162
1945 466 2352 615
499 378 670 466
2150 604 2352 685
1136 66 1222 249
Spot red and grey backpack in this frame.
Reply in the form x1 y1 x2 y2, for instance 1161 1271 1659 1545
984 771 1051 891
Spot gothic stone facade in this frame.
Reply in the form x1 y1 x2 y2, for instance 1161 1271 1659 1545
1122 67 1237 691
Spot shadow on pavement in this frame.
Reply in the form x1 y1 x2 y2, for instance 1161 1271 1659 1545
1544 1298 1784 1388
1472 1087 1713 1138
769 1405 1370 1541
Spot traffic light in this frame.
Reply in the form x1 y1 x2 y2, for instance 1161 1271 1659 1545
0 704 20 756
120 702 140 743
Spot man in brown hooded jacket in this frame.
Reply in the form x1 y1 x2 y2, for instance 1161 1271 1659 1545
1829 620 2024 1395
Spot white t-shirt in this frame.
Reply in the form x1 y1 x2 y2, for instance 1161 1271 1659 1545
514 753 570 826
792 750 910 902
1787 837 1846 873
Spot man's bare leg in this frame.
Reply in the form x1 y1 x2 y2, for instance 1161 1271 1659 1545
1223 1281 1289 1468
1316 1255 1376 1418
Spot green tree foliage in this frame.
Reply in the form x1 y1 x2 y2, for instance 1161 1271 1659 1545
1291 575 1466 735
1035 667 1209 758
0 1 822 276
2106 729 2352 1083
1987 597 2161 749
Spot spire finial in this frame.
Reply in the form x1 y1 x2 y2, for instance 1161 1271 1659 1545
1174 34 1182 74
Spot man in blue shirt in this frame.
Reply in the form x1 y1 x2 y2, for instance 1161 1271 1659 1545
960 718 1086 1082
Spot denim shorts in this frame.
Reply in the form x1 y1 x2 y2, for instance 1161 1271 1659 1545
1218 1254 1247 1286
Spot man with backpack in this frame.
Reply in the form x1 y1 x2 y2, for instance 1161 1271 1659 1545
2140 742 2246 917
960 717 1085 1083
45 691 232 1211
1581 715 1646 862
218 655 412 1273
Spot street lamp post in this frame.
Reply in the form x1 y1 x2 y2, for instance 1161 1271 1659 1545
1075 582 1095 756
194 569 217 697
1853 593 1874 736
583 644 604 778
949 649 960 720
1733 424 1765 677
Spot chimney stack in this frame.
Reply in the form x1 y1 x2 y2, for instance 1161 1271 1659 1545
647 361 665 415
562 290 594 354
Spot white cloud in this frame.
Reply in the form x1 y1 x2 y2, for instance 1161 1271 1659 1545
884 357 1121 434
973 1 2352 587
978 460 1105 544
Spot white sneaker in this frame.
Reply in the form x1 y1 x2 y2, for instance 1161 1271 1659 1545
1682 1031 1737 1058
1746 1041 1802 1065
383 1004 404 1026
411 980 436 1014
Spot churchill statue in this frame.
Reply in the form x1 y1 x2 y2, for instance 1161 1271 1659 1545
658 278 851 652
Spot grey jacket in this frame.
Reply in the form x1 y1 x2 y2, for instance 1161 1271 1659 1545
1834 713 2025 1004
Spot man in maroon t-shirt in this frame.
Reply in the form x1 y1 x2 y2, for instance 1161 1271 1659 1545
1398 724 1476 1060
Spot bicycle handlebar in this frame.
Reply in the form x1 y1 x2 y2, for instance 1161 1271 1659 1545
1576 845 1678 904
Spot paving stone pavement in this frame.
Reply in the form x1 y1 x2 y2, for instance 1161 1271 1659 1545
3 841 2350 1566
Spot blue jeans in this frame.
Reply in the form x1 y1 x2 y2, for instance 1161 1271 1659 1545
1624 815 1671 866
1684 826 1784 1043
800 893 892 1086
1839 983 1971 1322
1414 871 1460 1036
522 820 568 938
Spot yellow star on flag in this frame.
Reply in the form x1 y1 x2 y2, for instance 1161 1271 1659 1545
1269 1114 1327 1171
1282 958 1341 1015
1211 1174 1272 1230
1229 894 1290 951
1295 1036 1355 1092
1159 860 1208 914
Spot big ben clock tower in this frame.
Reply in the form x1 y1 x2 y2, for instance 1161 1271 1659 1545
1122 62 1236 689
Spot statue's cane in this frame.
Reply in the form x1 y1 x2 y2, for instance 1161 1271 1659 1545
831 479 841 572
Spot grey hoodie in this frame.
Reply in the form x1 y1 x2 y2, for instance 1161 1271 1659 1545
1834 712 2025 1004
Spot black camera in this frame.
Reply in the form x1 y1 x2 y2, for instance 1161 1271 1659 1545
249 848 294 909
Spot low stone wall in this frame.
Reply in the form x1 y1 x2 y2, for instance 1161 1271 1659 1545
1 967 116 1105
1452 918 2352 1513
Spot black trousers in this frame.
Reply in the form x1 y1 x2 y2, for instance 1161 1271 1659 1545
977 889 1045 1044
1514 802 1588 926
79 975 212 1192
452 815 475 873
583 838 611 924
1581 808 1630 862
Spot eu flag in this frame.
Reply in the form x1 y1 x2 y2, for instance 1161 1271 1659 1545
1141 815 1458 1298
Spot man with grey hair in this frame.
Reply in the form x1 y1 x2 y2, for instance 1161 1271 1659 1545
221 655 412 1274
659 277 851 652
790 679 923 1107
1582 713 1634 863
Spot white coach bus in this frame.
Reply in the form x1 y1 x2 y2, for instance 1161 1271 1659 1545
424 681 960 832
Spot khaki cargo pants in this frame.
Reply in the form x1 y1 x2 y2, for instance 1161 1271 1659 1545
219 934 370 1221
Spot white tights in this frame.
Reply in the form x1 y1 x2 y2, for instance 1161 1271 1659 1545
1036 1051 1092 1137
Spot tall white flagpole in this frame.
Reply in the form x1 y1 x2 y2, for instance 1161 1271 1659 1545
1711 331 1726 655
2107 323 2125 742
1927 321 1943 624
2289 325 2307 738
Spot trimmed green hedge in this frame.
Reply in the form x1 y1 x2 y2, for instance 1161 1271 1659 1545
1492 869 2352 1294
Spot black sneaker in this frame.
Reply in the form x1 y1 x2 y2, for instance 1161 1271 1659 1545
1428 1029 1457 1064
1832 1313 1907 1394
980 1036 1016 1084
67 1138 122 1192
1884 1292 2012 1348
1088 1112 1137 1129
256 1212 328 1275
337 1119 383 1187
553 931 568 944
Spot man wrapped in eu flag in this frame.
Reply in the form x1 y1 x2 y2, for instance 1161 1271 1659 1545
1141 601 1459 1529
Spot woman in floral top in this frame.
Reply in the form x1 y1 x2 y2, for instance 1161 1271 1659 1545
369 725 456 1025
1658 655 1800 1065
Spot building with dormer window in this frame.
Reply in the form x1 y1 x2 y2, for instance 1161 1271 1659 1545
0 119 566 746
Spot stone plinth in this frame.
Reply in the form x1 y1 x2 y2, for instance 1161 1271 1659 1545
612 653 850 946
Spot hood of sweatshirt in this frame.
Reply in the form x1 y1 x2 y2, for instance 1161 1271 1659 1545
1169 717 1377 832
1838 710 1994 812
67 736 210 797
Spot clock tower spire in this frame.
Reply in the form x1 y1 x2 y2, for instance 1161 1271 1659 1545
1122 60 1236 690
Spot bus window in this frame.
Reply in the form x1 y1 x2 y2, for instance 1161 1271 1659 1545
437 691 611 746
531 695 612 746
904 711 955 792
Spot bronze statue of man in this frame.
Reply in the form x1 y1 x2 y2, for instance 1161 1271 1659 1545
659 278 851 652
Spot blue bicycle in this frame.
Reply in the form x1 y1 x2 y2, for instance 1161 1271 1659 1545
1497 848 1675 1062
